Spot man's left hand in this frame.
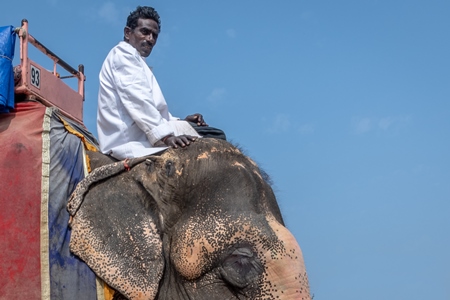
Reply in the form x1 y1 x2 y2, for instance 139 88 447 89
163 135 197 148
185 113 208 126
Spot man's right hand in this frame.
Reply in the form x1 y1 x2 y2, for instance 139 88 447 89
163 135 197 148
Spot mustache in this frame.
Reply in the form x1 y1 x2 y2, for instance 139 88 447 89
141 41 153 48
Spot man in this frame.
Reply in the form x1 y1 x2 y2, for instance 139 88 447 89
97 6 207 160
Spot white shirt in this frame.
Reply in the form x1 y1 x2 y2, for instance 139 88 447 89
97 41 179 159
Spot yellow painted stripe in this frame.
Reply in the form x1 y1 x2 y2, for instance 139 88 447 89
59 116 98 152
59 116 98 173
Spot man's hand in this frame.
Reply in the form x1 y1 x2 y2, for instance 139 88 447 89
163 135 197 148
185 113 208 126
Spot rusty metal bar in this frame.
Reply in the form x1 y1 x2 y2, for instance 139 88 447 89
14 19 86 122
78 64 85 100
19 20 80 77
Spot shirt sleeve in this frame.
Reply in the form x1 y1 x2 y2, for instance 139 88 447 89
168 111 180 121
112 49 174 145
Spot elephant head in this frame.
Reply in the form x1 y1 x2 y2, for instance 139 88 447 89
68 139 310 300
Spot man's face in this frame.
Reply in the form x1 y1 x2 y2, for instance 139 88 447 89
124 18 159 57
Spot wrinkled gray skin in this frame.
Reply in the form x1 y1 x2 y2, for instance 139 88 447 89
68 139 310 300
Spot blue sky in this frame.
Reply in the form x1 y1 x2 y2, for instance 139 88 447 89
2 1 449 299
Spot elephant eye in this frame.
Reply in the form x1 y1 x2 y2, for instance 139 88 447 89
219 247 263 288
165 160 175 177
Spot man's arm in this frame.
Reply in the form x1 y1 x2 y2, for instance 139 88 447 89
112 48 174 145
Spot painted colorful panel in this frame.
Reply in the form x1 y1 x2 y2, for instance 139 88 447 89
0 101 100 299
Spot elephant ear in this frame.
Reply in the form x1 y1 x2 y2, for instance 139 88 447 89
68 159 164 300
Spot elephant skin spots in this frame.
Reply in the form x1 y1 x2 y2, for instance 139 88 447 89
208 145 242 155
173 236 214 280
170 211 311 299
172 214 269 280
69 164 165 300
175 166 184 176
231 161 245 169
171 216 231 279
196 152 209 160
260 216 311 300
208 146 219 153
70 218 163 300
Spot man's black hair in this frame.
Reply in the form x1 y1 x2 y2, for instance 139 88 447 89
126 6 161 30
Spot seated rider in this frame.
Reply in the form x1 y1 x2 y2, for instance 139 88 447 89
97 6 208 160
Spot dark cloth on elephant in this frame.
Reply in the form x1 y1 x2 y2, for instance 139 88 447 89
188 121 226 140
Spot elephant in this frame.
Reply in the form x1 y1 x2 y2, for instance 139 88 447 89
67 138 310 300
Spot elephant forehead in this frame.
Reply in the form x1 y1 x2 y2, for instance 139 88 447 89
170 212 282 280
